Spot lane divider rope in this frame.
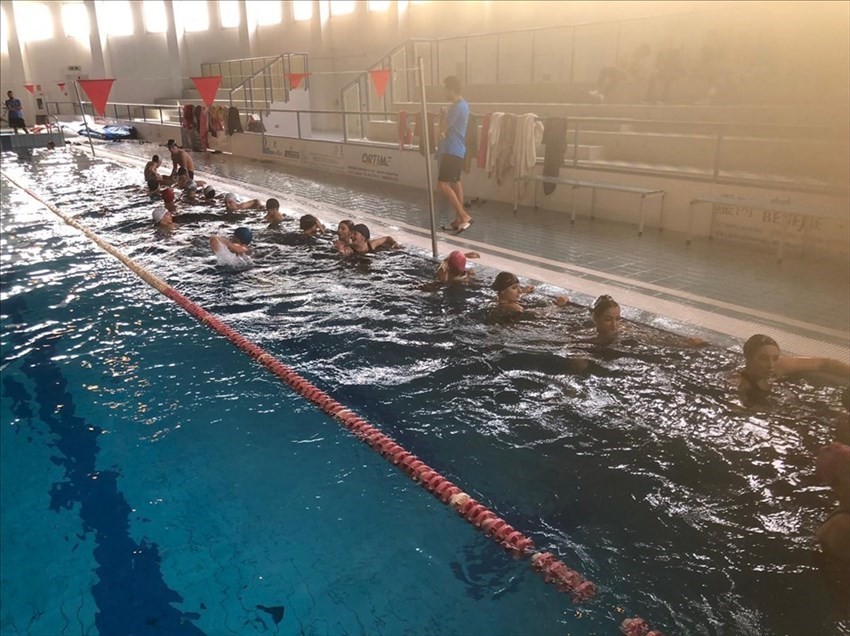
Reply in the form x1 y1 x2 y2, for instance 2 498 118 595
3 170 664 636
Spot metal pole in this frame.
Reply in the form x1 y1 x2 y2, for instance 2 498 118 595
73 81 97 158
418 58 438 259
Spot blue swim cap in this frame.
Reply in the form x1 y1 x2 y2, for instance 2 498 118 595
234 227 253 245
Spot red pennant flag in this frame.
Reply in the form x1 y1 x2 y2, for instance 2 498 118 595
77 79 116 117
57 82 66 92
369 69 391 98
285 73 310 90
190 76 222 107
24 84 35 94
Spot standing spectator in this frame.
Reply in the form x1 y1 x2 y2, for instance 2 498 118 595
437 76 472 233
4 91 29 134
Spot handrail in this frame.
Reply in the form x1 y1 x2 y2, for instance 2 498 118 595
202 54 282 64
44 100 848 196
229 52 310 112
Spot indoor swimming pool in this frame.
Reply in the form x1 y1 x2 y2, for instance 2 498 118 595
1 147 847 635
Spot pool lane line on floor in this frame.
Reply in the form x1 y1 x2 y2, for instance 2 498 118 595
2 171 666 636
99 145 849 360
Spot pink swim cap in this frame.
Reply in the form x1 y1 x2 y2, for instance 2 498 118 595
162 187 175 203
446 250 466 275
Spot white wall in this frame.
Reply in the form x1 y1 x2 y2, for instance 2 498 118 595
3 1 847 112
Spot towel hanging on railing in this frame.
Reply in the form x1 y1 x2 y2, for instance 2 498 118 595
542 117 568 195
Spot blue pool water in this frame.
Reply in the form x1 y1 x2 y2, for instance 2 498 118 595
1 148 848 635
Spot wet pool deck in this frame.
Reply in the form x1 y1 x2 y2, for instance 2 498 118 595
95 140 849 359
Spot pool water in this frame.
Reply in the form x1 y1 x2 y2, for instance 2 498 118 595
1 148 848 635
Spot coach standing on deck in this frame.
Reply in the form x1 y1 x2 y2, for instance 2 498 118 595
437 76 471 233
4 91 29 134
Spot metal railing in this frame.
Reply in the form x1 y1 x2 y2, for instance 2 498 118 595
228 53 309 113
340 7 743 117
200 56 281 90
44 100 849 195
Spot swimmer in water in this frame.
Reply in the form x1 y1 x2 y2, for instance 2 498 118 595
340 223 401 256
175 168 210 201
152 206 175 230
736 334 850 406
264 198 284 225
224 192 263 212
815 442 850 565
436 250 480 283
144 154 173 185
268 214 326 246
333 220 355 252
584 294 621 344
579 294 707 347
491 272 567 315
209 226 253 257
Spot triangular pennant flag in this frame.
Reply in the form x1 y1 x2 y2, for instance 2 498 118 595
285 73 310 90
24 84 35 94
77 79 116 117
190 76 222 107
369 69 391 99
57 82 66 92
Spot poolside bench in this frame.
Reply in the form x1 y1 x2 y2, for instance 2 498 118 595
688 194 845 262
513 174 666 236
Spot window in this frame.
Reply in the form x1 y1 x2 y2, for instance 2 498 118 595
143 0 168 33
292 1 312 21
15 2 54 42
251 1 281 26
219 0 239 28
173 0 209 32
368 1 391 10
97 1 133 36
62 3 89 39
330 1 356 16
0 8 7 50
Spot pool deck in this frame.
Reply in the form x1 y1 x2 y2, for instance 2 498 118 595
92 140 849 360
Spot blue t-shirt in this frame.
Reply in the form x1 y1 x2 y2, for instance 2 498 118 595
442 98 469 159
5 98 22 119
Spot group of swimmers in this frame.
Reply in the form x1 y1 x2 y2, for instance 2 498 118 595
142 146 850 564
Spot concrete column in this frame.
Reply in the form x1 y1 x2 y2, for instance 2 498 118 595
2 1 31 97
237 0 252 54
84 0 108 78
162 0 186 96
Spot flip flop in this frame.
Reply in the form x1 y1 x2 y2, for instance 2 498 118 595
454 221 471 234
441 224 458 231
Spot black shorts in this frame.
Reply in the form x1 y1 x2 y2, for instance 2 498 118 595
437 154 464 183
9 117 26 129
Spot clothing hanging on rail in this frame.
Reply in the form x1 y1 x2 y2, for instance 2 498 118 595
542 117 568 195
513 113 543 195
477 112 492 170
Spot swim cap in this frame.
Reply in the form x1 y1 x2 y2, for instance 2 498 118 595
152 206 168 223
234 227 253 245
352 223 371 241
162 187 175 204
300 214 320 231
203 185 216 199
446 250 467 275
492 272 519 292
266 197 280 210
743 334 778 360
